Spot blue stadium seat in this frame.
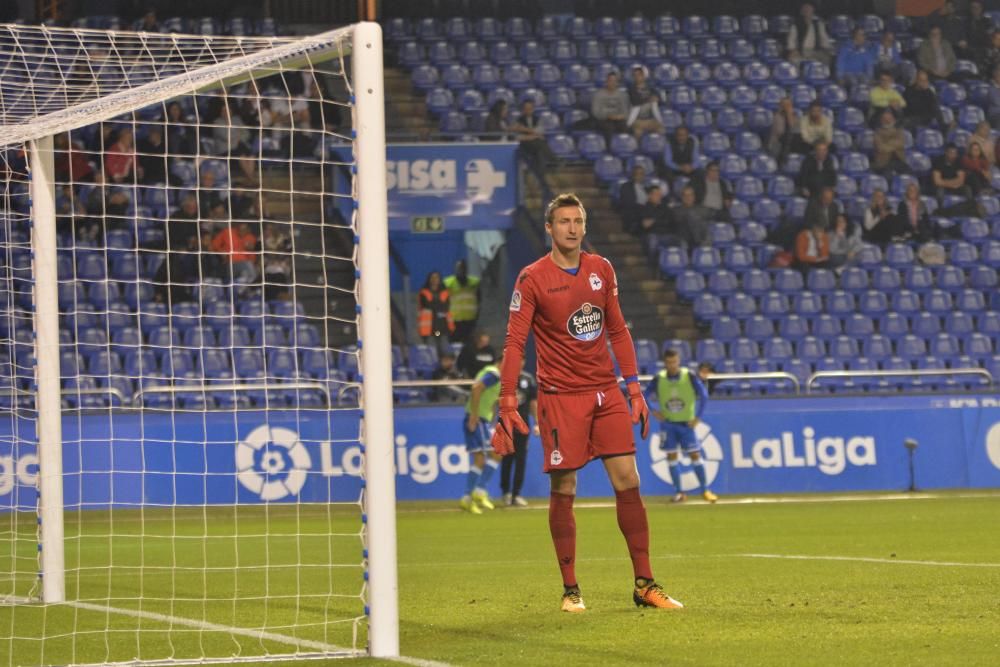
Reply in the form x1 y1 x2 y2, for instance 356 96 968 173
692 294 723 322
915 128 944 155
961 218 990 242
724 245 754 272
970 266 998 291
912 311 942 338
695 338 726 366
825 290 856 317
778 315 809 341
685 106 713 132
577 133 606 160
674 270 705 301
792 291 823 318
659 247 688 276
811 314 842 340
713 63 742 88
593 155 624 183
218 325 250 348
796 336 826 363
885 243 916 268
862 334 894 361
700 86 729 110
743 315 774 341
724 293 756 320
683 15 709 36
835 267 866 293
955 288 986 313
904 266 935 292
830 335 860 361
652 62 681 88
759 84 787 109
897 334 928 361
891 289 922 316
708 269 740 295
762 337 794 365
844 313 875 337
945 311 975 337
746 106 774 133
751 198 782 224
756 290 788 318
930 332 961 358
741 268 771 296
708 317 740 344
936 265 966 292
691 247 722 273
624 16 650 38
609 133 639 158
728 338 759 364
770 268 803 293
923 289 954 315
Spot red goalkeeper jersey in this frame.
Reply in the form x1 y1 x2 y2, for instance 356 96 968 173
500 252 639 397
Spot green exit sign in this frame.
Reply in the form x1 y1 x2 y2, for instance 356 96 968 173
411 216 445 233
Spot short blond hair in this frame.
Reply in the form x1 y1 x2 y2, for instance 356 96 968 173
545 193 586 224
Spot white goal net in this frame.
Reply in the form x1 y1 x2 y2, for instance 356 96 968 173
0 21 396 665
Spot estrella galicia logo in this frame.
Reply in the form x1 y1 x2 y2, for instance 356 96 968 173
650 421 724 491
566 302 604 341
236 425 312 501
465 159 507 200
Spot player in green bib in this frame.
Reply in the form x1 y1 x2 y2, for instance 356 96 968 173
460 356 503 514
644 348 717 503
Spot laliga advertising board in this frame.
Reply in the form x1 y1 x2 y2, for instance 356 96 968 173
2 395 1000 509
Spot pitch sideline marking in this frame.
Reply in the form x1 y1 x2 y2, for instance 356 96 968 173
737 553 1000 568
66 600 454 667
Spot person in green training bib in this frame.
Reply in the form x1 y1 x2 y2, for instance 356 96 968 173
444 259 481 344
644 348 717 504
460 354 503 514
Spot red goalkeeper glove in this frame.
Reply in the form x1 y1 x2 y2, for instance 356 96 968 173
627 382 650 439
491 395 528 456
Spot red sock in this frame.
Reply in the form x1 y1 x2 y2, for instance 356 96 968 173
549 492 577 586
615 487 653 581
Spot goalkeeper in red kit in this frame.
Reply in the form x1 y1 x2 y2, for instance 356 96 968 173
492 193 683 613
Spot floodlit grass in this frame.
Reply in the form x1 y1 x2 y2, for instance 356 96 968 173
3 492 1000 666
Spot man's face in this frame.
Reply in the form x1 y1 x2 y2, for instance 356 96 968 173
801 3 814 19
522 101 534 117
648 187 663 204
853 30 866 46
546 205 586 253
632 166 645 182
681 188 695 206
815 143 828 161
182 197 197 214
916 71 929 88
929 27 941 42
676 127 688 143
665 355 681 374
945 147 958 163
809 106 822 121
706 166 720 181
606 73 619 91
879 75 893 89
881 111 895 128
821 188 834 205
476 334 490 350
440 356 454 370
633 68 645 85
972 1 983 18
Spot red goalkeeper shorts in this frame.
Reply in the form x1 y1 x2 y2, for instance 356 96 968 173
537 386 635 472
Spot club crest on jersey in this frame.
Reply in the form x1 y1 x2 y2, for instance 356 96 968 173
589 272 602 291
550 450 563 466
566 302 604 342
509 290 522 312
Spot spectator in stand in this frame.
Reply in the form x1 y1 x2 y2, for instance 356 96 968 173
983 33 1000 83
510 99 555 173
137 126 167 184
670 185 713 246
138 9 158 32
872 109 911 177
868 71 906 126
261 221 292 301
932 144 972 200
829 214 863 269
874 31 904 79
803 186 839 231
691 161 733 222
863 189 896 244
53 132 95 183
797 141 837 199
590 70 630 140
165 101 196 157
697 362 718 395
457 330 497 379
619 164 649 234
197 168 226 217
931 0 969 56
836 27 877 88
893 181 935 242
794 218 831 270
968 1 995 57
417 271 453 357
154 196 204 303
431 352 467 403
988 65 1000 125
969 120 996 167
85 170 131 234
917 26 957 81
961 142 993 195
483 100 511 140
796 101 833 153
210 99 258 185
211 220 258 285
104 127 136 183
637 184 673 239
663 125 701 182
768 97 800 165
902 69 949 130
786 2 833 66
626 65 664 138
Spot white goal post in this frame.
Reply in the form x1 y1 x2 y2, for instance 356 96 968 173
0 20 397 663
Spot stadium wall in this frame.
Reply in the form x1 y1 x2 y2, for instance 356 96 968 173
1 394 999 507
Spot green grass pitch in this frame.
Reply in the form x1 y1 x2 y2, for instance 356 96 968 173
3 491 999 666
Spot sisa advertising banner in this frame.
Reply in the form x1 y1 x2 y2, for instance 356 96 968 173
330 142 517 231
2 395 1000 510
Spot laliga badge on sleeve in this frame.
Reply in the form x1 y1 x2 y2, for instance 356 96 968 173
510 289 522 311
550 450 563 466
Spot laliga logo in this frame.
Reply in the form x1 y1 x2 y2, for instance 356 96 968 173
986 422 1000 471
0 454 38 497
236 425 311 501
649 422 724 491
465 159 506 200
